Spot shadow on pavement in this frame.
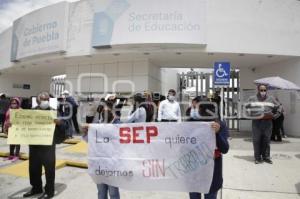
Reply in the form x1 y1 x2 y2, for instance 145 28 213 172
295 154 300 159
233 155 254 163
7 183 67 199
270 140 291 144
271 153 292 160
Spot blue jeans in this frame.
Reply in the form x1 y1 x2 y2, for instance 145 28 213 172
189 192 218 199
97 184 120 199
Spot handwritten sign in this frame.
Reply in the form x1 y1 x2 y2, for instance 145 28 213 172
88 122 216 193
7 109 56 145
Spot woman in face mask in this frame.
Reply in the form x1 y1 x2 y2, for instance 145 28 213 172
39 98 50 109
126 93 147 123
186 96 202 119
4 97 22 161
187 97 229 199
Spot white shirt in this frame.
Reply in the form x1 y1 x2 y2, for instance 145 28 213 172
126 107 147 123
158 99 181 121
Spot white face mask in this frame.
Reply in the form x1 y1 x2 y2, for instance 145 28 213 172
260 92 267 97
168 95 176 101
40 100 50 109
190 108 200 119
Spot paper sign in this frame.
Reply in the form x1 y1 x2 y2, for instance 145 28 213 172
7 109 57 145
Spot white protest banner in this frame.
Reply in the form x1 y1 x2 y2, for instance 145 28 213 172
88 122 216 193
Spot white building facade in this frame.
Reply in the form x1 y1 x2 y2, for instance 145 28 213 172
0 0 300 136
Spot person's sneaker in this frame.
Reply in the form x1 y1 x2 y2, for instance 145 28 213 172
5 156 14 161
263 158 273 164
11 156 19 162
255 159 263 164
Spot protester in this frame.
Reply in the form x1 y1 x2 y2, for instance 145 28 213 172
93 98 106 123
21 98 32 109
157 89 181 122
82 101 121 199
143 91 155 122
187 96 229 199
247 84 279 164
212 90 221 108
23 92 66 199
152 92 165 121
58 95 74 139
186 96 201 118
62 90 80 134
4 97 22 161
0 93 10 132
106 94 125 119
85 100 96 124
126 93 147 123
280 110 287 138
271 98 284 142
277 97 286 138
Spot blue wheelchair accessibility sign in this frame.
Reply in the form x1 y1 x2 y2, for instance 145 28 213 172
214 62 230 86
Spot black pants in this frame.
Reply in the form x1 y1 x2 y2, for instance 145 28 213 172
0 113 5 132
72 108 79 133
272 115 284 141
9 145 20 156
29 145 56 195
280 115 285 136
252 120 272 160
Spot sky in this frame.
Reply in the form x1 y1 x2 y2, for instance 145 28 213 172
0 0 78 33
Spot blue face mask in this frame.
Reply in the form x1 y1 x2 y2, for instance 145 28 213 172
190 108 201 119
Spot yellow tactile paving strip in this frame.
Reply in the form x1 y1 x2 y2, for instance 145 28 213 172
0 134 81 144
0 137 88 177
63 141 87 154
63 138 81 144
0 160 66 177
0 133 8 138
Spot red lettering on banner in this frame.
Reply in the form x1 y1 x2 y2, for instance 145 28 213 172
119 127 131 143
146 126 158 143
142 159 165 178
133 126 144 143
119 126 159 144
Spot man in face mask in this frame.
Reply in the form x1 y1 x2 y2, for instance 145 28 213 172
247 84 280 165
23 92 64 199
186 97 201 119
187 98 229 199
157 89 181 122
